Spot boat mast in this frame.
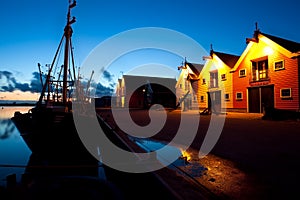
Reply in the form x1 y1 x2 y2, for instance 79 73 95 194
62 0 76 104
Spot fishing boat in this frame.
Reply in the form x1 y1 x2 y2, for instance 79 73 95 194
11 0 94 160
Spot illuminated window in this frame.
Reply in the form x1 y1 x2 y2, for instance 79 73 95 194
251 59 268 81
274 60 285 71
236 92 243 100
221 74 226 81
280 88 291 98
224 93 230 101
239 69 246 77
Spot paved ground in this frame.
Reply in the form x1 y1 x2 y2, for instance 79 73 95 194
97 108 300 200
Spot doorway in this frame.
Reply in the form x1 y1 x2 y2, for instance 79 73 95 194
208 90 221 113
248 85 274 113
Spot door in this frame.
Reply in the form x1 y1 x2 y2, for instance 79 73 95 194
248 87 260 113
261 85 274 112
208 91 221 113
248 86 274 113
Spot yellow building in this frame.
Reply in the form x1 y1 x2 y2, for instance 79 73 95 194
175 60 204 111
175 50 239 113
200 50 240 113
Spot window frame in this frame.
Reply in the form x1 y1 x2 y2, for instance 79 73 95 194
210 70 219 88
221 73 226 81
251 59 269 81
236 92 243 100
224 93 230 101
280 88 292 98
239 69 246 77
274 60 285 71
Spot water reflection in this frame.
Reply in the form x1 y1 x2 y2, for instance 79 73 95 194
130 137 186 167
0 119 17 140
0 107 32 188
0 108 121 199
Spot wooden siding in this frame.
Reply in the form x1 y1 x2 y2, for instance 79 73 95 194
198 61 211 109
216 62 233 110
198 56 235 111
232 38 300 111
271 55 299 110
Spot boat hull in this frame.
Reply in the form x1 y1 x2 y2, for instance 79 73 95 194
11 107 96 161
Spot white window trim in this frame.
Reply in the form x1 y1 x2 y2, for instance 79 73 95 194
236 92 243 100
274 60 285 71
280 88 292 98
239 69 246 77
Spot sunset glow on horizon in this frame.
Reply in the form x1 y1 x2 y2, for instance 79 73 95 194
0 90 40 101
1 0 300 101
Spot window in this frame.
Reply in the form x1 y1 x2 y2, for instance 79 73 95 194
280 88 291 98
200 95 205 102
274 60 285 71
202 78 206 85
210 71 218 88
221 74 226 81
251 59 268 81
224 93 230 101
236 92 243 100
184 78 189 90
239 69 246 77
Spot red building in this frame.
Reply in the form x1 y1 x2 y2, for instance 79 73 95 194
231 27 300 113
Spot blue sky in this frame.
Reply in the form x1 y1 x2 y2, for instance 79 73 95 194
1 0 300 99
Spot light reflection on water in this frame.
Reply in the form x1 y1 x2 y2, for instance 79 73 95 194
130 137 187 167
0 106 32 187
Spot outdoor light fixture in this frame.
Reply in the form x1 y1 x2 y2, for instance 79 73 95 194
264 46 274 55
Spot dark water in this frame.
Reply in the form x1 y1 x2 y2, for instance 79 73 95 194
0 106 32 187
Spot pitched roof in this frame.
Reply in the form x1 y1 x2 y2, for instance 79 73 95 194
260 32 300 53
213 51 240 68
186 62 204 76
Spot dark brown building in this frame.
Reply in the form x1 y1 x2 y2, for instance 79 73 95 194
116 75 177 109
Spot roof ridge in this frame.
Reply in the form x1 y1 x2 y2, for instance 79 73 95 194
213 50 240 57
260 32 300 53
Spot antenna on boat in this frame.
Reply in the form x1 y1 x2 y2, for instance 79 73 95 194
62 0 76 105
36 0 77 108
37 63 44 89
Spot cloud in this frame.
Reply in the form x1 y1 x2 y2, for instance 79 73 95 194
0 70 116 98
30 72 43 93
84 80 115 97
102 70 114 82
95 82 115 97
0 70 42 93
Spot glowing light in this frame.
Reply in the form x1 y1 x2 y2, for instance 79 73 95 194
180 148 191 162
0 90 39 101
264 46 274 55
